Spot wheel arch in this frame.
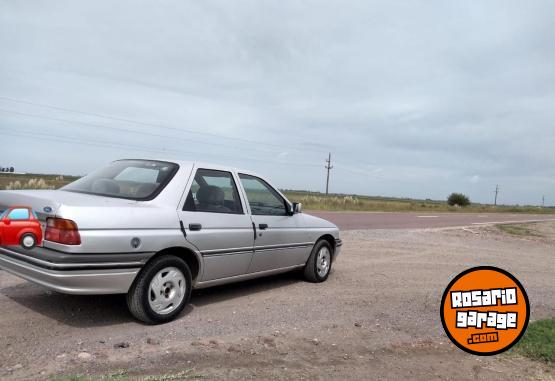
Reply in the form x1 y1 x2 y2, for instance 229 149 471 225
317 234 336 258
17 229 39 242
146 246 202 283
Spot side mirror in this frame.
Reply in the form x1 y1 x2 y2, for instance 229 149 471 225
292 202 302 214
3 218 10 225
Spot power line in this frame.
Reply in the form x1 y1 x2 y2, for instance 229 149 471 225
1 130 322 169
0 95 329 155
0 108 289 155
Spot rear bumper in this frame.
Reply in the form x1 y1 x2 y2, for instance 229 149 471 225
0 246 149 294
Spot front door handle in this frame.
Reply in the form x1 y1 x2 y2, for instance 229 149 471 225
189 223 202 231
259 223 268 230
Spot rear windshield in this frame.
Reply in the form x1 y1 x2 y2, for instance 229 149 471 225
62 160 179 200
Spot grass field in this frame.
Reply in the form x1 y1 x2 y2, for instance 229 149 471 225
511 318 555 363
497 223 545 237
284 190 555 213
1 173 553 214
0 173 79 191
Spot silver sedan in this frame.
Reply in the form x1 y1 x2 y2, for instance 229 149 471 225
0 159 341 323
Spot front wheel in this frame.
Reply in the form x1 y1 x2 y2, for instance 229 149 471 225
303 240 333 282
20 233 37 250
126 255 192 324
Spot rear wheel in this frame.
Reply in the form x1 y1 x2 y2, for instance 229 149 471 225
126 255 192 324
20 233 37 250
303 239 333 282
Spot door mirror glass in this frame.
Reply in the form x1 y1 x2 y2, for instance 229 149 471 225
292 202 302 214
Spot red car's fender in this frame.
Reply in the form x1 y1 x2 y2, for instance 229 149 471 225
15 224 43 245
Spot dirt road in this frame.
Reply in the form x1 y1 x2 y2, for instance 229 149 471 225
1 223 554 380
308 211 555 230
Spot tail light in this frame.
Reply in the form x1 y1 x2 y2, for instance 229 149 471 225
45 218 81 245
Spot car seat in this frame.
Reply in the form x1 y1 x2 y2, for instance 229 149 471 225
91 178 120 195
196 185 232 213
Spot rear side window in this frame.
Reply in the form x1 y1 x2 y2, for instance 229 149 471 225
238 174 288 216
7 208 30 220
184 169 243 214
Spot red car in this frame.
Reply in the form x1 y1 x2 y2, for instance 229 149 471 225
0 206 43 249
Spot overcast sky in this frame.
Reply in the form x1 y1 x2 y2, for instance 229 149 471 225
1 1 554 205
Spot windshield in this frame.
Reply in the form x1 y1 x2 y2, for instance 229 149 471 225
62 160 179 200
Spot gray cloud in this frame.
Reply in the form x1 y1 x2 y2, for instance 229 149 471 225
1 0 554 205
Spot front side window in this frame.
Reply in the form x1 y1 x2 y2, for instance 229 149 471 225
184 169 243 214
7 208 30 220
62 160 179 200
239 174 287 216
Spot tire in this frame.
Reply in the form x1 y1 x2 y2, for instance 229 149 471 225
126 255 192 324
303 239 333 282
20 233 37 250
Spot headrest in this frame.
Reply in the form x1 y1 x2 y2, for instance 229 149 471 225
91 178 120 194
197 185 224 205
136 183 158 198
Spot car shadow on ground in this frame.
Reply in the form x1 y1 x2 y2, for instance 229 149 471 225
0 271 304 328
0 282 134 327
190 270 302 307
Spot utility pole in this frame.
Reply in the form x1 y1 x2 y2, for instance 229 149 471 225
325 153 333 196
494 184 499 206
542 195 545 208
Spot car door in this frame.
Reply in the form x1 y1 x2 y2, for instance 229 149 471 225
238 173 310 273
177 167 254 282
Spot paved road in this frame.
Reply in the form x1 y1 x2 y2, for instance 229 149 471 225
307 211 555 230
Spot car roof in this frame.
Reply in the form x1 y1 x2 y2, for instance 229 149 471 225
116 158 263 178
112 158 290 205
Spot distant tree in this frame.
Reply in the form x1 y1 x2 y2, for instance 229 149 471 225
447 193 470 207
9 167 14 172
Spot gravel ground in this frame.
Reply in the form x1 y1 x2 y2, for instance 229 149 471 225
1 223 554 380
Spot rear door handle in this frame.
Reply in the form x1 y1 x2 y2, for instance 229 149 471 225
259 223 268 230
189 223 202 231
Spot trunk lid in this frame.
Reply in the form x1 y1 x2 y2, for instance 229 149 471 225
0 189 138 221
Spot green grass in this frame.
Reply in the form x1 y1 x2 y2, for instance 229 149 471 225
283 190 555 214
497 223 544 237
0 173 79 190
512 319 555 363
2 173 554 214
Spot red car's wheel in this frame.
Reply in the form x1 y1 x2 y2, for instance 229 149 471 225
20 233 37 250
